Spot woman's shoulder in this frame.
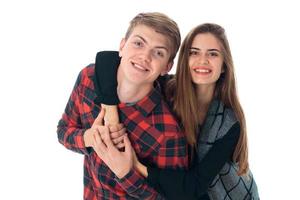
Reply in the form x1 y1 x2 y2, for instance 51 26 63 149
219 105 240 141
223 105 237 124
201 100 239 141
212 100 237 122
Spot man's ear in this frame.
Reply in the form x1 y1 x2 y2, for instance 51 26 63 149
119 38 126 57
160 61 173 76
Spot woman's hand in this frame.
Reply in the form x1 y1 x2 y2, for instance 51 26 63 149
101 104 126 150
108 124 126 149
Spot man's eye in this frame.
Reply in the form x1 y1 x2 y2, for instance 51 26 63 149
155 51 164 57
133 41 143 47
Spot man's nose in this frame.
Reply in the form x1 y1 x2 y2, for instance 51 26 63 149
139 49 151 62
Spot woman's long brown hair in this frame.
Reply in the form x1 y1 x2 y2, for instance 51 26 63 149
167 23 249 175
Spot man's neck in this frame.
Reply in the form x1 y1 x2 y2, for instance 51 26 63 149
117 82 152 103
116 64 154 103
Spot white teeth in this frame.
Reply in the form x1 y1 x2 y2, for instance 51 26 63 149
134 63 147 71
195 69 210 73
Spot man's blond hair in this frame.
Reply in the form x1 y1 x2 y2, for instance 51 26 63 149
125 12 181 62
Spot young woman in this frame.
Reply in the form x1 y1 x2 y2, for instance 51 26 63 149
93 23 259 199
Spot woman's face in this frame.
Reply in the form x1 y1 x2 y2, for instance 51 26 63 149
188 33 224 87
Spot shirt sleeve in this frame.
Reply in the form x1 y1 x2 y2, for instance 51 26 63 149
116 169 165 200
56 69 91 155
146 122 241 200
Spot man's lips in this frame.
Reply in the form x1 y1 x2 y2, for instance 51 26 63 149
131 61 149 71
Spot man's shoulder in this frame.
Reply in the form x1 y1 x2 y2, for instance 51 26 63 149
79 64 95 78
73 64 96 92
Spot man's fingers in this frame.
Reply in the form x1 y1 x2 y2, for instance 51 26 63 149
123 134 132 155
96 126 109 142
96 126 116 150
93 108 105 126
93 130 107 155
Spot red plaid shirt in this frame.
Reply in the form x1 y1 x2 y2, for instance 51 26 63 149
57 64 188 199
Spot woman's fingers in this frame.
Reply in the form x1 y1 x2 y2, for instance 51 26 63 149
115 141 125 149
112 135 125 145
109 123 124 132
110 127 126 139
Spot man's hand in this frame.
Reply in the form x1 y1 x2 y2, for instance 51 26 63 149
93 127 134 179
84 108 125 148
83 108 106 147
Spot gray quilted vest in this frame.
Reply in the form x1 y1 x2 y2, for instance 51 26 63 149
197 100 259 200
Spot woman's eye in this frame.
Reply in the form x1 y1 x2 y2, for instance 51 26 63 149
208 52 219 57
189 50 198 56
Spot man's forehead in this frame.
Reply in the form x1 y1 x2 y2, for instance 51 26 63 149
130 25 171 49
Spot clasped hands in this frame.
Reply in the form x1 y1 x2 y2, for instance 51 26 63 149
84 108 135 178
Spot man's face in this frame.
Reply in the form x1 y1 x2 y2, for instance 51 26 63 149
118 25 173 87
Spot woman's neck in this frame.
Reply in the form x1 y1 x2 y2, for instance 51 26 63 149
196 84 215 124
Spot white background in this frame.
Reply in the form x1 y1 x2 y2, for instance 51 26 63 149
1 0 299 199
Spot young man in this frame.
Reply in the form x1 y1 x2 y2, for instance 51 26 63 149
57 12 188 199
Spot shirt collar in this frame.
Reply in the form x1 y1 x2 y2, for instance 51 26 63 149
92 66 163 118
118 85 162 118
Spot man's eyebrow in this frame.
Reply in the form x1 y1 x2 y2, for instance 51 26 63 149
133 35 169 52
